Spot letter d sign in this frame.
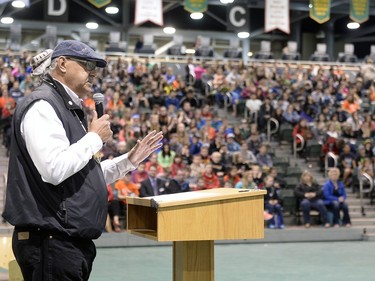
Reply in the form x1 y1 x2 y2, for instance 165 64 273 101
44 0 69 22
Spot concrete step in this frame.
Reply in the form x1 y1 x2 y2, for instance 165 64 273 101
349 204 375 211
351 217 375 226
350 211 375 218
363 233 375 241
352 225 375 233
345 198 374 204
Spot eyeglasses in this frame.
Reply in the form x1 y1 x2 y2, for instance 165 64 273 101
66 57 97 72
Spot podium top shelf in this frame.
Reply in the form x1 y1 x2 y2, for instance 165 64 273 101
126 188 266 209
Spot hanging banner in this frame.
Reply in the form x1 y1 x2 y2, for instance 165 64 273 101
88 0 111 8
265 0 290 34
350 0 369 23
184 0 207 13
135 0 163 26
309 0 331 24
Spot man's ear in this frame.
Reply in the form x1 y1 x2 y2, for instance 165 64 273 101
57 57 67 74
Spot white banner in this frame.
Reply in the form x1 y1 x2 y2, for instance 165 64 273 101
265 0 290 34
135 0 163 26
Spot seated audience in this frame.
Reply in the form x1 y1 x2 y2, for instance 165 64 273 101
235 171 256 189
202 164 221 189
166 169 190 193
323 168 351 227
157 143 175 169
256 144 273 173
294 171 330 228
263 175 284 229
139 165 168 197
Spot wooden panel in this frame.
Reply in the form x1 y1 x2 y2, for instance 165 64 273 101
173 241 214 281
126 188 266 208
127 204 158 239
157 196 264 241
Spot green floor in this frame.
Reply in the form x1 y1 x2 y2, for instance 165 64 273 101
90 242 375 281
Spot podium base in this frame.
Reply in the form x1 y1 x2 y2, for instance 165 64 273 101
173 240 214 281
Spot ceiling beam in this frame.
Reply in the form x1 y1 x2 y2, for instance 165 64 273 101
72 0 121 28
340 26 375 41
350 36 375 43
162 0 375 15
5 0 43 17
0 20 122 34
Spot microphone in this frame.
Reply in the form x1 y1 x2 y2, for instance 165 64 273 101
93 93 105 118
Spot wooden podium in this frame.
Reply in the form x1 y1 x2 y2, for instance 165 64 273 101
126 188 266 281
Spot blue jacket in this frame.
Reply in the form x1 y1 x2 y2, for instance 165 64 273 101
322 180 347 205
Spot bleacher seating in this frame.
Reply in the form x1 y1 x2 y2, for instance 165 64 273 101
310 43 330 61
195 36 214 57
224 39 242 58
136 34 156 54
337 44 358 63
281 41 300 61
254 41 274 60
167 35 186 56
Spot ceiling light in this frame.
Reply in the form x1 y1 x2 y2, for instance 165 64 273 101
347 22 360 29
1 17 14 24
220 0 234 3
12 1 25 8
105 6 119 14
247 52 253 57
190 12 203 20
163 26 176 34
86 22 98 29
237 31 250 39
185 49 196 54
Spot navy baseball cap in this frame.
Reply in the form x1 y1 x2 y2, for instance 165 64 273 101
51 40 107 68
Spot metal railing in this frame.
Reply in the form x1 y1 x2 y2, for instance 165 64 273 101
359 172 374 217
324 152 338 178
293 134 304 158
267 118 279 142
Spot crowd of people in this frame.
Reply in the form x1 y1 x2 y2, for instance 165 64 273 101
0 48 374 231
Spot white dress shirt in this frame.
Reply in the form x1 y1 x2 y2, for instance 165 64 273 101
20 80 135 186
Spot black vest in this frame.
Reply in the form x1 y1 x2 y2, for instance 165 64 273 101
2 76 107 239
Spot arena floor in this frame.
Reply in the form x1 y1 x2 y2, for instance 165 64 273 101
90 241 375 281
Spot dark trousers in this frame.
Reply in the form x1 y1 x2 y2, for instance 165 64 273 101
300 199 329 225
12 228 96 281
326 201 351 225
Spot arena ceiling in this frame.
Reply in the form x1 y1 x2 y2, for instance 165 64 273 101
0 0 375 57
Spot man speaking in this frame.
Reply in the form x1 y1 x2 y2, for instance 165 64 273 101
2 40 163 281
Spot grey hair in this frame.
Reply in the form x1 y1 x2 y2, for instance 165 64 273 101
44 58 57 75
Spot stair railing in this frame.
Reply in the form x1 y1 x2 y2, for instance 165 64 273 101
267 117 279 142
359 172 374 217
293 134 304 158
324 152 338 178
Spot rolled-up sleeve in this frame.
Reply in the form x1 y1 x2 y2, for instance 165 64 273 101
100 153 136 184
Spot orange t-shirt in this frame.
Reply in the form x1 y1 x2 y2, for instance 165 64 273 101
341 100 359 114
0 96 16 118
83 98 95 111
115 180 139 204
